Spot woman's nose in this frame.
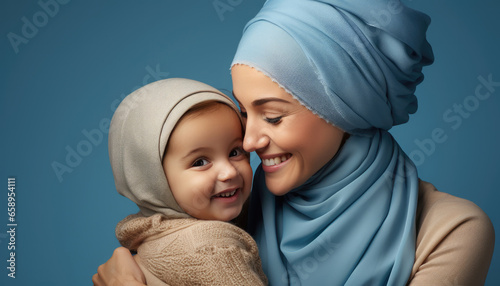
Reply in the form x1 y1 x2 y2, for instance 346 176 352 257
217 161 238 182
243 119 269 152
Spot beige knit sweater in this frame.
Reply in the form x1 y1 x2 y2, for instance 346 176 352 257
116 214 268 286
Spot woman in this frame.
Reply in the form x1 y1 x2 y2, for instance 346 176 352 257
93 0 494 285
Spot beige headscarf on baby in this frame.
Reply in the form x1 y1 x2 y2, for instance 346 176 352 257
108 78 241 218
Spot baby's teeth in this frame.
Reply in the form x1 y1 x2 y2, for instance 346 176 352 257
217 190 236 197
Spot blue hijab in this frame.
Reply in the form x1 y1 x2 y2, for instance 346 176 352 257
231 0 433 285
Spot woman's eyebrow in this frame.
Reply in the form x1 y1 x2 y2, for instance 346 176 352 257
231 91 291 107
251 97 290 106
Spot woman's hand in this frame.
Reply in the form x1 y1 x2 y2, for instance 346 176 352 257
92 247 146 286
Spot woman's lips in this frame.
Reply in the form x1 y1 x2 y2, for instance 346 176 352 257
261 154 292 173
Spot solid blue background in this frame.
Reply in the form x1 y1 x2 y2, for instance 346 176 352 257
1 0 498 285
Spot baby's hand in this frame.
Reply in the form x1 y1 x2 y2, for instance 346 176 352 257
92 247 146 286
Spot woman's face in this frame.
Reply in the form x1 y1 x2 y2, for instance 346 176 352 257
232 64 345 196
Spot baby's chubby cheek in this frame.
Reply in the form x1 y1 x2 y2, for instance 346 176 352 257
183 186 215 215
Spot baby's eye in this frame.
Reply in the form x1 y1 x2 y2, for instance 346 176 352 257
192 158 209 167
229 147 244 158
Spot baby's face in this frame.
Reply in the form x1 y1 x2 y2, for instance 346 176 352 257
163 104 252 221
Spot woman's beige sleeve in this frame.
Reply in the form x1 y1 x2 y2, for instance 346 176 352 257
408 181 495 286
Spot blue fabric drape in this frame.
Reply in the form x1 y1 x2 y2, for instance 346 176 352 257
247 131 419 285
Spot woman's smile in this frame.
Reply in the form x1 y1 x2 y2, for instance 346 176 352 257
260 153 292 172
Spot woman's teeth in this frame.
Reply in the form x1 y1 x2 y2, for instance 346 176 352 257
263 155 289 166
214 190 237 198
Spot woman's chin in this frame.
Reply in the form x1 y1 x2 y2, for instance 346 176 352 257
265 178 294 196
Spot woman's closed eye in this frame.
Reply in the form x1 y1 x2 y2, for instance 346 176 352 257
264 116 282 124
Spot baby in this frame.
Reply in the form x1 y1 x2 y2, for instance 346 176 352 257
108 78 267 285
